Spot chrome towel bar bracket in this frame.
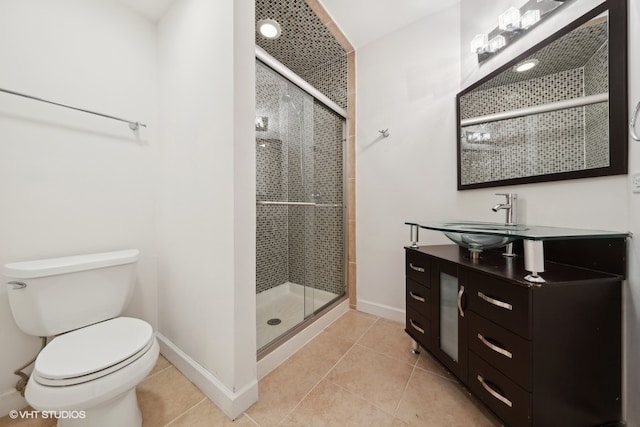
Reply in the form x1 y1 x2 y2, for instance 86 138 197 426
631 101 640 142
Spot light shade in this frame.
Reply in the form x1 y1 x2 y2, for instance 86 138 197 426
521 9 541 29
470 34 489 54
488 35 506 53
257 19 282 39
498 7 521 31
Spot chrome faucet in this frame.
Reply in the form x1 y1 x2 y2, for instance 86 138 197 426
492 193 517 225
492 193 518 257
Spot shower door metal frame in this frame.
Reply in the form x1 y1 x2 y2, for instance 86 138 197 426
256 46 347 119
255 49 349 358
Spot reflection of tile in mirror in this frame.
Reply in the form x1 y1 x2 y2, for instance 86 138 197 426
256 116 269 131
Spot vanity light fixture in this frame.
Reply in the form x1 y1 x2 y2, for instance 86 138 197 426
513 58 539 72
471 0 569 64
257 19 282 39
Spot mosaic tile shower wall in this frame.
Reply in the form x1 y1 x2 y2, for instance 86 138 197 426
255 0 347 109
460 24 609 186
256 61 345 297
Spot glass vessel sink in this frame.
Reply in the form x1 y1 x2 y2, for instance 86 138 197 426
443 231 518 253
441 222 525 255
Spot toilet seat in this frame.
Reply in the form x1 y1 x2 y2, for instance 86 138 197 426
33 317 154 387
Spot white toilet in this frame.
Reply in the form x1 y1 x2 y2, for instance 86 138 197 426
4 249 159 427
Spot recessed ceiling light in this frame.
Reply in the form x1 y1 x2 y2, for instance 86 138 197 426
514 59 539 72
257 19 282 39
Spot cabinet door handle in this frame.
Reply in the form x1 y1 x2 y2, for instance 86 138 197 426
477 375 513 408
457 285 465 317
477 333 513 359
409 263 425 273
409 319 425 334
409 291 425 303
477 291 513 311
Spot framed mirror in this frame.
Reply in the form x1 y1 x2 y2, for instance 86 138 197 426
456 0 627 190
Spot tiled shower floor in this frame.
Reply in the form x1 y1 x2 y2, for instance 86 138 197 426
256 282 338 349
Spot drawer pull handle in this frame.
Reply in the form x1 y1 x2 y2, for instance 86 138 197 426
478 333 513 359
477 375 513 408
478 291 513 311
409 319 425 334
409 263 425 273
457 285 465 317
409 291 426 303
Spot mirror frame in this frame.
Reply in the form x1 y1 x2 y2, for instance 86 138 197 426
456 0 628 190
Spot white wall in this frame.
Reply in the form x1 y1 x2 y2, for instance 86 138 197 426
0 0 159 415
156 0 257 418
356 4 462 321
357 0 639 423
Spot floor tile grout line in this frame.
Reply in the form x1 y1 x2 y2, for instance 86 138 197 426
163 397 207 426
351 317 424 368
351 342 418 371
322 374 400 419
352 316 380 347
392 363 417 418
414 352 464 384
242 411 262 426
319 316 380 381
274 373 326 426
143 364 173 382
355 340 420 368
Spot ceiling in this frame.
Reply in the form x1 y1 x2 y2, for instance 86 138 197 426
115 0 174 22
319 0 460 48
115 0 460 48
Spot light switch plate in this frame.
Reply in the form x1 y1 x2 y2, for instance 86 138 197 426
633 172 640 193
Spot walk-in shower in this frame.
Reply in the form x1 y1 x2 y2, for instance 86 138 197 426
256 57 347 353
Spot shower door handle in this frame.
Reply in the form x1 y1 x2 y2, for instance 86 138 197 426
256 201 342 207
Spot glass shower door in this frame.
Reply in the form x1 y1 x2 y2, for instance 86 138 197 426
256 60 346 352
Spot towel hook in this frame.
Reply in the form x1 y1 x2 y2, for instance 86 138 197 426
379 129 390 138
631 101 640 142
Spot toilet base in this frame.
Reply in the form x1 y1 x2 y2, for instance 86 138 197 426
57 388 141 427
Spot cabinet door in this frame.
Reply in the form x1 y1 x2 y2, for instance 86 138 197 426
432 259 468 383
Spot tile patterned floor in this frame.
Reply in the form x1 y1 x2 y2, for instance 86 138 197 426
0 310 502 426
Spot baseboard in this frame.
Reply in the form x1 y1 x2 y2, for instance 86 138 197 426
257 299 349 380
0 388 27 417
357 299 405 323
156 334 258 420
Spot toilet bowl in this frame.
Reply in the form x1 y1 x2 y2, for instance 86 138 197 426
4 249 158 427
26 317 159 427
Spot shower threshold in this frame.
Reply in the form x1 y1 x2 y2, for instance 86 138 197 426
256 282 341 351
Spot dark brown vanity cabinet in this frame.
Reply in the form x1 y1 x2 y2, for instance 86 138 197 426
405 245 623 427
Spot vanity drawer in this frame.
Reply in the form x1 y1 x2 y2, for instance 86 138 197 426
406 279 431 318
405 306 431 350
469 352 531 427
406 249 430 287
468 272 531 339
468 312 531 391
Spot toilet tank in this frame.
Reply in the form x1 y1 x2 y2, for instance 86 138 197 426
4 249 139 337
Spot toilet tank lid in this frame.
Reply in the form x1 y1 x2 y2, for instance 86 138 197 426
3 249 139 279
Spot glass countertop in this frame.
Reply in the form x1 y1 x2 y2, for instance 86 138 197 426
405 221 630 240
